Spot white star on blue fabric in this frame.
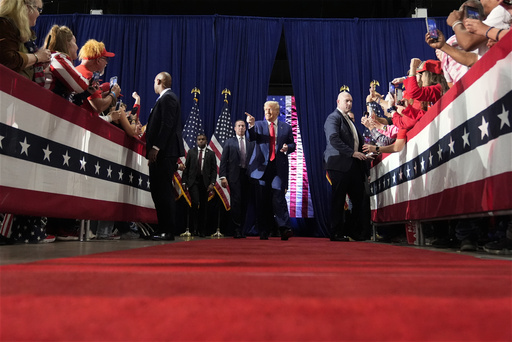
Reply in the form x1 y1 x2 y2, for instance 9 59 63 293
63 151 70 166
478 116 489 139
43 144 52 161
497 104 510 129
20 137 30 156
462 127 470 148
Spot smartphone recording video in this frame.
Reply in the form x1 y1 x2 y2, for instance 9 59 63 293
110 76 118 89
115 100 122 111
388 82 396 94
465 5 480 19
395 88 403 101
425 18 438 40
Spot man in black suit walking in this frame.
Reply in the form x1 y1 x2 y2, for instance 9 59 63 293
219 120 254 238
182 134 217 237
323 91 369 241
145 72 185 241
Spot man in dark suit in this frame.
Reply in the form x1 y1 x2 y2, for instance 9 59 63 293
145 72 185 241
245 101 296 240
181 134 217 237
219 120 254 238
323 91 369 241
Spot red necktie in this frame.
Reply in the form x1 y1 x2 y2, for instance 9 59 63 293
269 122 275 161
198 149 203 174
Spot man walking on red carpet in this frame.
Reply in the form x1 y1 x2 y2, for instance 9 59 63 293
245 101 295 240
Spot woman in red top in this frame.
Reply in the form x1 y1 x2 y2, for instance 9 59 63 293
363 58 449 155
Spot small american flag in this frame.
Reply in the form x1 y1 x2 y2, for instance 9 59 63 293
209 100 235 210
174 98 205 206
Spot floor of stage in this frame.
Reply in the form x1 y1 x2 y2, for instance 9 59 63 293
1 236 509 266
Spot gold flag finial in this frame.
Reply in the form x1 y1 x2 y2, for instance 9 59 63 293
191 87 201 102
221 88 231 103
339 85 350 93
370 80 380 87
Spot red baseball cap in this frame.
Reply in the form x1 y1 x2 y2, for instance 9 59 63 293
83 48 115 60
417 60 442 75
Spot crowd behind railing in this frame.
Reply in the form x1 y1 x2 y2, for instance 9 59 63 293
0 0 511 255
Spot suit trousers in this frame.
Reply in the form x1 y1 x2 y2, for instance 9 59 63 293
149 157 178 235
230 168 249 230
189 174 209 234
328 161 367 238
255 160 291 235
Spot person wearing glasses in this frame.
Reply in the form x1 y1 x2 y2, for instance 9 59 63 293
75 39 121 115
0 0 51 82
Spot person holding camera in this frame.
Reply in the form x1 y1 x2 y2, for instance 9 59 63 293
75 39 120 115
363 58 448 155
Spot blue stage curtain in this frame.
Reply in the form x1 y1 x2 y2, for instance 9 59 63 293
284 17 452 236
213 16 283 123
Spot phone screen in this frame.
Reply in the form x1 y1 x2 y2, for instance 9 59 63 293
395 88 403 101
465 6 480 19
425 18 438 39
388 82 395 94
110 76 118 88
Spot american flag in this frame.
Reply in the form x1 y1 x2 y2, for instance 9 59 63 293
268 95 314 218
173 98 205 206
209 100 235 210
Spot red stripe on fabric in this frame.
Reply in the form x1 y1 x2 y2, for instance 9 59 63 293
372 172 512 222
0 186 157 223
0 64 146 156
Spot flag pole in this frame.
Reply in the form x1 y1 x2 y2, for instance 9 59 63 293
211 204 223 238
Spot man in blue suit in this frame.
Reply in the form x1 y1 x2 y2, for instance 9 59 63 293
219 120 254 238
323 91 369 241
245 101 296 240
145 72 185 241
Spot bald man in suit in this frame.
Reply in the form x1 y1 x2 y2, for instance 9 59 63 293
146 72 185 241
324 91 370 241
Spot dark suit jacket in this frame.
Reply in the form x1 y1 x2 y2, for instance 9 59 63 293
219 135 254 183
247 120 296 191
323 108 364 172
145 89 185 159
182 147 217 188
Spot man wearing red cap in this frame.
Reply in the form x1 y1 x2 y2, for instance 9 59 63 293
75 39 120 115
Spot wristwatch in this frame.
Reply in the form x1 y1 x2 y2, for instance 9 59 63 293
375 146 380 153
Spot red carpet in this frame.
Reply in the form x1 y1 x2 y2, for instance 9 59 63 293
1 238 511 341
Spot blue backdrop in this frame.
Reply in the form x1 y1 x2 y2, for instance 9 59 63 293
34 14 452 236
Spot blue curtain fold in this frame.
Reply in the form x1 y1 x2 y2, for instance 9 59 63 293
213 16 283 123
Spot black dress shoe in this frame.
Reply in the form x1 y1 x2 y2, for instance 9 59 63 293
260 231 269 240
234 230 243 239
330 235 350 242
152 233 175 241
281 228 293 241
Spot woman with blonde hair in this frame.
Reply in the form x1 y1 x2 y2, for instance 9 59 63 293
43 25 90 98
0 0 51 83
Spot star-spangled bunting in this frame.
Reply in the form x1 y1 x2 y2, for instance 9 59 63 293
209 100 235 210
0 123 150 191
370 91 511 196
